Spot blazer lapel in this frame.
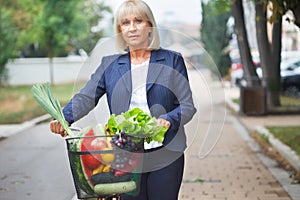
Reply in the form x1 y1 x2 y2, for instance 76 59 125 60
146 49 166 92
117 53 132 92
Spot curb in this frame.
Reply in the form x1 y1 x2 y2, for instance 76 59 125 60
225 97 239 113
255 126 300 173
225 97 300 174
226 98 300 200
0 114 51 138
230 114 300 200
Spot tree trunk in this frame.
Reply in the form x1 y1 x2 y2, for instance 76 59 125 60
255 1 270 87
232 0 260 87
269 15 282 108
255 0 281 110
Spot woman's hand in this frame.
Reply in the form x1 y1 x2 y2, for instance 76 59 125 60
157 118 171 129
49 120 68 137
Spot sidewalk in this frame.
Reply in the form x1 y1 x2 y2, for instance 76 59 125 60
179 86 300 200
1 87 299 200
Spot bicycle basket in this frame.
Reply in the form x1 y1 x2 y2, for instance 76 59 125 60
65 135 143 199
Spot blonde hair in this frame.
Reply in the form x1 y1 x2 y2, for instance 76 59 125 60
114 0 160 52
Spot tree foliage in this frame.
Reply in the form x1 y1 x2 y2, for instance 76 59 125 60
0 8 19 84
201 0 232 77
1 0 112 57
0 0 112 84
36 0 88 58
74 0 112 53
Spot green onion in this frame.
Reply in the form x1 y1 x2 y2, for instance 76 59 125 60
31 83 74 137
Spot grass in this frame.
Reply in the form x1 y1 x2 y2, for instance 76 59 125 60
0 83 77 124
232 98 239 105
280 95 300 106
266 126 300 157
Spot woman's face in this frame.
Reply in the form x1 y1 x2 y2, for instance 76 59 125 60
119 14 151 50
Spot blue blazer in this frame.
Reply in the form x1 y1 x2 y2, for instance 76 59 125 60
63 48 196 152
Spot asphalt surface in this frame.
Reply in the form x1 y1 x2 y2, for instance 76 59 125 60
0 123 75 200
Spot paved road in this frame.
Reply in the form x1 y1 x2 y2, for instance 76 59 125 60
0 124 75 200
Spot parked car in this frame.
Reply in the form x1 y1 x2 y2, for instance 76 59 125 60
282 74 300 98
231 57 300 98
230 61 260 86
281 58 300 98
280 57 300 71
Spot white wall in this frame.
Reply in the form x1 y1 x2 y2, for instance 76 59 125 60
6 56 89 85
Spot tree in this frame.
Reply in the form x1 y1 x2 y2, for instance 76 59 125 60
230 0 300 113
206 0 299 113
255 0 283 108
201 0 232 77
231 0 281 111
36 0 88 84
0 0 113 85
38 0 88 57
0 8 19 85
76 0 112 53
16 0 112 57
256 0 300 109
13 0 47 57
231 0 260 87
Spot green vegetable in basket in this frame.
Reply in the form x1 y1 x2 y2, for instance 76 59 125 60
91 172 134 184
107 108 167 143
94 181 137 195
31 83 74 137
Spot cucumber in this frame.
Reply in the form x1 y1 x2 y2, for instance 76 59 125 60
94 181 137 195
91 172 134 184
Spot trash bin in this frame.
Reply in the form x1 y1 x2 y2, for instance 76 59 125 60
239 86 266 115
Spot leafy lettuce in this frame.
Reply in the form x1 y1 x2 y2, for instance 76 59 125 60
107 108 167 143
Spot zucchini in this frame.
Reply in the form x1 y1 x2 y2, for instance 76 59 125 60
94 181 136 195
91 172 134 184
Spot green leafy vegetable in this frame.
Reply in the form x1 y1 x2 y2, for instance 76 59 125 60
31 83 74 137
107 108 168 143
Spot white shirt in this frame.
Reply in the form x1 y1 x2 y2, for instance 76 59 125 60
129 60 163 150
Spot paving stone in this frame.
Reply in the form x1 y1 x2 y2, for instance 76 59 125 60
179 115 295 200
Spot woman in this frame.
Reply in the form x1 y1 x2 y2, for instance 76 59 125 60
50 0 196 199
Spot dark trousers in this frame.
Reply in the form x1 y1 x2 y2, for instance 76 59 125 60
121 148 185 200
